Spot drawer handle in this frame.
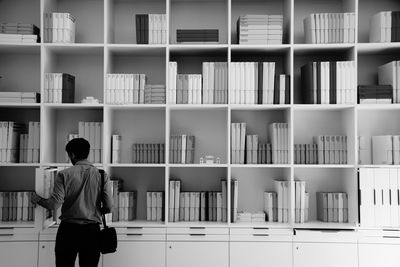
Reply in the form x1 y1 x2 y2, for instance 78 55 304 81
189 227 205 230
190 234 206 236
253 234 269 237
0 234 13 236
127 227 143 230
253 227 269 230
126 234 143 236
383 236 400 239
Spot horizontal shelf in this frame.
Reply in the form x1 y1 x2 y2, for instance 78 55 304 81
166 221 229 227
293 104 355 111
230 44 290 52
108 163 166 168
0 221 36 228
0 103 40 108
0 43 40 53
106 104 166 110
293 43 355 53
230 164 290 168
357 42 400 53
169 164 228 168
42 163 104 168
358 165 400 169
294 164 356 169
168 104 228 110
108 220 165 228
42 103 104 109
230 104 290 110
229 221 292 229
293 221 358 230
356 104 400 110
0 163 40 167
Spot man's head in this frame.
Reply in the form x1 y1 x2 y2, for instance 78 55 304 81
65 138 90 165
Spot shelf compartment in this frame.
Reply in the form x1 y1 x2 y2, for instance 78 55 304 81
293 167 358 227
105 108 166 164
0 166 36 191
170 0 228 44
42 106 103 164
107 0 166 44
170 109 228 164
108 166 166 222
0 0 40 34
43 0 104 44
294 0 356 44
42 46 104 104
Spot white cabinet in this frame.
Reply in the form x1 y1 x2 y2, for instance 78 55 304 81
230 242 292 267
0 241 38 267
167 241 228 267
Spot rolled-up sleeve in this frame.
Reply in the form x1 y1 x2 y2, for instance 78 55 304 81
102 172 113 214
38 172 65 210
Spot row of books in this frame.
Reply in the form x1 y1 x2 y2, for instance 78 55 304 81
357 85 393 104
271 180 291 223
202 62 228 104
0 23 39 43
0 121 40 163
132 143 165 164
294 144 319 165
168 179 228 222
67 122 103 164
20 122 41 163
176 29 218 43
304 12 356 44
43 13 76 43
109 179 122 222
116 191 138 222
146 191 164 221
313 135 348 165
237 14 283 45
230 62 289 105
0 191 35 222
169 135 195 164
135 14 167 44
237 212 266 223
359 168 400 227
0 92 40 103
316 192 348 223
301 61 356 104
369 135 400 165
43 73 75 103
294 181 310 223
105 74 146 104
378 60 400 103
370 11 400 43
263 192 277 222
111 135 121 163
175 74 202 104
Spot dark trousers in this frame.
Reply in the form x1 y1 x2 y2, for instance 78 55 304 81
55 221 101 267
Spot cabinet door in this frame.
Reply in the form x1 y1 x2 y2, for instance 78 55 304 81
0 241 37 267
359 243 400 267
167 241 228 267
102 241 165 267
293 242 357 267
230 242 292 267
39 241 102 267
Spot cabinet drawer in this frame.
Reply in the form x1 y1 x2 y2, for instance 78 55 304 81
230 227 292 236
0 227 38 241
117 233 166 241
115 227 166 235
167 234 229 242
293 229 358 243
167 227 229 235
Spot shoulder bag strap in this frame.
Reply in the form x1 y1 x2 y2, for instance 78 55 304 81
99 169 108 229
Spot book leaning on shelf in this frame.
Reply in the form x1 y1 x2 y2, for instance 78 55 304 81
303 12 355 44
169 179 227 222
230 62 289 105
44 73 75 103
369 11 400 43
301 61 356 104
359 168 400 228
0 23 40 43
378 60 400 103
169 135 195 164
0 191 35 222
371 135 400 165
135 14 167 44
43 13 76 43
237 14 283 45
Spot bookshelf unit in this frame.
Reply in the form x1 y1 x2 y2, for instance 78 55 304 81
1 0 400 266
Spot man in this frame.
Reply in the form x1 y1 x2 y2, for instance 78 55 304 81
32 138 113 267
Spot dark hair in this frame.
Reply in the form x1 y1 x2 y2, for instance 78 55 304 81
65 138 90 160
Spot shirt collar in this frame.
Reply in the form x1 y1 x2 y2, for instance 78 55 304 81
75 160 93 166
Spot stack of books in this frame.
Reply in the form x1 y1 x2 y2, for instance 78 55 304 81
230 62 289 105
169 179 228 222
301 61 356 104
0 23 39 43
135 14 167 44
176 29 218 43
0 191 35 222
0 92 40 103
19 121 40 163
169 135 195 164
360 168 400 227
146 191 164 221
144 84 166 104
294 144 319 164
378 60 400 103
264 192 277 222
43 13 76 43
370 11 400 42
304 12 356 44
71 121 103 164
237 15 283 45
105 74 151 104
44 73 75 103
313 135 348 164
317 192 348 223
132 143 165 164
237 212 265 223
294 181 309 223
358 85 393 104
371 135 400 165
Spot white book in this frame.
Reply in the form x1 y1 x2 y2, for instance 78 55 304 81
304 14 316 44
378 61 397 104
168 180 175 222
174 180 180 222
194 192 200 221
275 180 283 222
179 192 185 221
189 192 195 221
202 62 209 104
184 192 190 221
240 123 246 164
372 135 393 164
370 12 386 42
389 169 399 227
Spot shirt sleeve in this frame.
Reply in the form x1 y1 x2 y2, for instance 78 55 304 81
38 171 65 210
101 172 113 214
